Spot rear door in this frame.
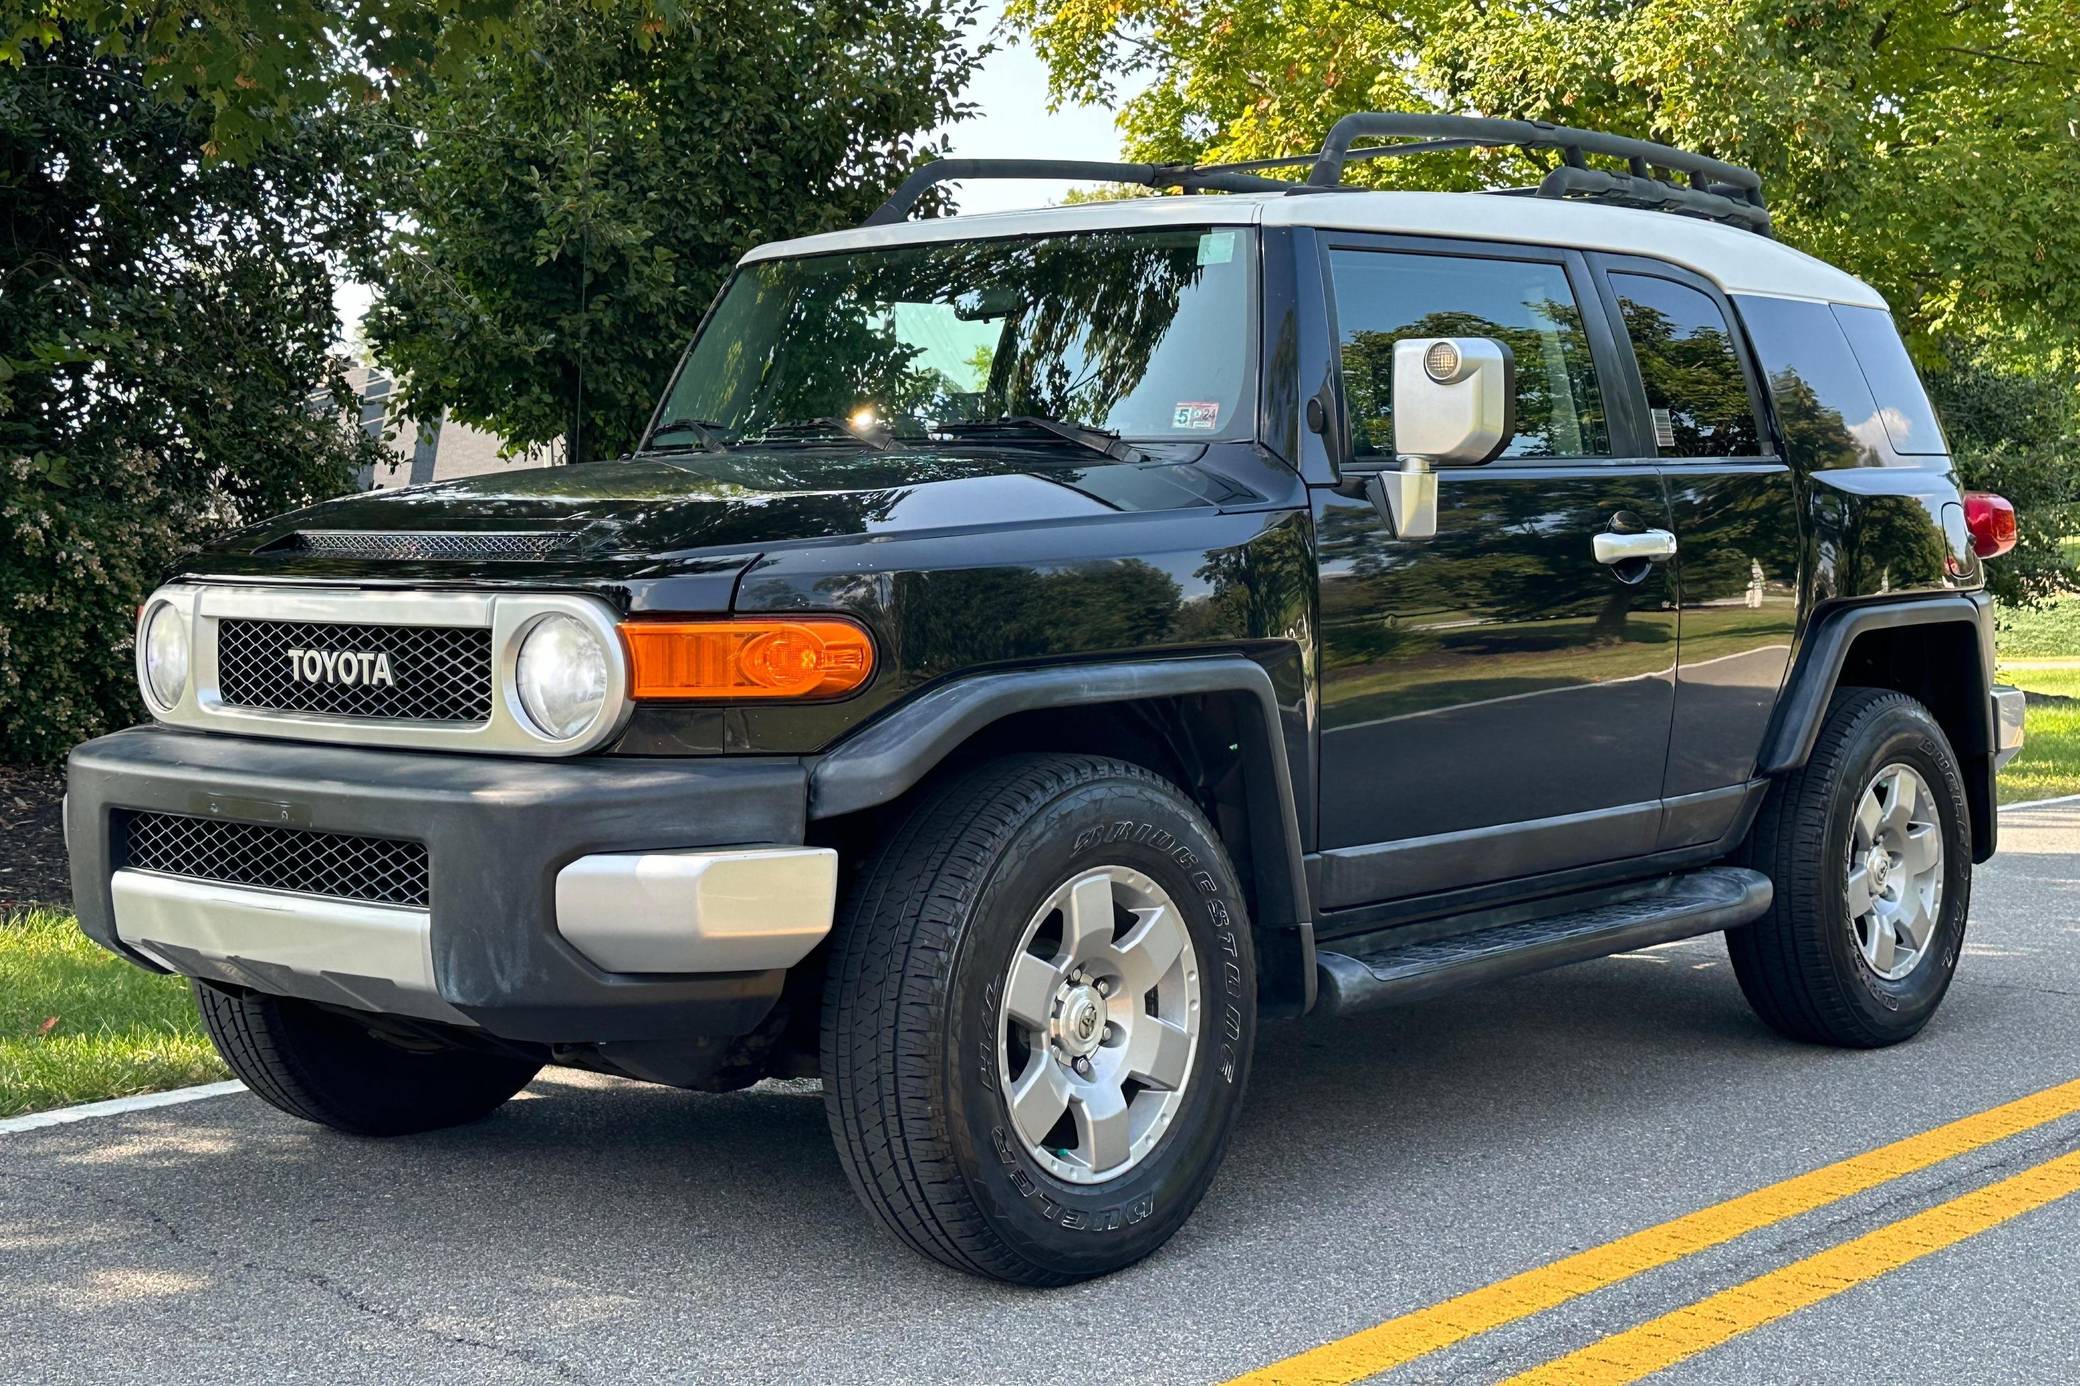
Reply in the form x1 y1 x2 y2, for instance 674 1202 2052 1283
1588 256 1801 848
1312 237 1678 909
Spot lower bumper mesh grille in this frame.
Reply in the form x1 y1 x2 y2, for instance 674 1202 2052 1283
123 812 430 908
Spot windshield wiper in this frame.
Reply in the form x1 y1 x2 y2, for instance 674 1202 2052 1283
747 417 899 452
644 417 730 454
930 415 1144 463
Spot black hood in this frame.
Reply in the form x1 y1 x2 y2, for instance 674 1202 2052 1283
190 443 1269 585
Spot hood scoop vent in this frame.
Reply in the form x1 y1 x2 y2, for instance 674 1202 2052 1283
259 530 581 562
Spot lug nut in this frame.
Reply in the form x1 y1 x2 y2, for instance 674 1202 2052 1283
1072 1056 1093 1077
1094 978 1111 997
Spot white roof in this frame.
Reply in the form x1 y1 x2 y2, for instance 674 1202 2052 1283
742 190 1885 309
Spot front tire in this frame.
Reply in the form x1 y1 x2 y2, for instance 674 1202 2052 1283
820 754 1256 1285
194 984 541 1136
1728 688 1971 1047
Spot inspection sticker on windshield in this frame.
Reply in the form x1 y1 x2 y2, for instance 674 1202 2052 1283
1197 231 1237 266
1173 401 1221 430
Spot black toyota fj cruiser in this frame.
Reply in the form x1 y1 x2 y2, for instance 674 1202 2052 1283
68 115 2028 1284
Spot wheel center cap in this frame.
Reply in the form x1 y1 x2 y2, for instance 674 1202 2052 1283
1054 986 1107 1059
1868 849 1892 891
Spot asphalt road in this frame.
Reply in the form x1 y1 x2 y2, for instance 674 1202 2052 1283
5 802 2078 1385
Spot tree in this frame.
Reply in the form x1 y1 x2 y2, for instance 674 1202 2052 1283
1 0 579 161
1008 0 2080 592
356 0 984 465
0 29 386 761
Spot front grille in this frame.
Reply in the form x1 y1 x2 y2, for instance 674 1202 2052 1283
123 812 430 907
266 530 576 562
216 618 492 722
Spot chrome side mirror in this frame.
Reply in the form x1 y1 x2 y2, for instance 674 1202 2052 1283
1364 337 1516 540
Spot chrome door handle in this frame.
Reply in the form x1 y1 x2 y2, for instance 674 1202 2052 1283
1592 529 1678 565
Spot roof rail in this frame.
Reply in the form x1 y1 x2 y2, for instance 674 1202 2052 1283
861 114 1770 236
861 158 1292 227
1300 112 1770 235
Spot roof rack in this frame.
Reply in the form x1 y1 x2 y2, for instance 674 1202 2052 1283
1300 112 1770 235
861 158 1292 227
863 113 1770 237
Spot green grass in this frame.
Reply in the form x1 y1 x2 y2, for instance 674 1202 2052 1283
1998 664 2080 806
0 909 226 1118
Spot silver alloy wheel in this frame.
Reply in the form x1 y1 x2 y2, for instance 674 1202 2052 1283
996 865 1201 1185
1845 762 1944 981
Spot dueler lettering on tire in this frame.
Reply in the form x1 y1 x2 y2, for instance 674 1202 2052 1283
819 754 1256 1285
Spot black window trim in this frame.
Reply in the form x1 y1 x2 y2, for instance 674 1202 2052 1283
1585 251 1781 466
1311 230 1653 471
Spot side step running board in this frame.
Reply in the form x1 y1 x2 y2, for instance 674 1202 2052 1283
1312 867 1773 1017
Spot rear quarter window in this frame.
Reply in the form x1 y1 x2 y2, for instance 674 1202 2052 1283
1832 305 1949 455
1733 296 1889 469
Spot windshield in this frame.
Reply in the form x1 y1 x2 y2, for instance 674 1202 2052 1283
648 226 1256 447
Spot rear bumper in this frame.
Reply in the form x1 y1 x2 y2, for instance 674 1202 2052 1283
67 725 827 1043
1993 685 2026 771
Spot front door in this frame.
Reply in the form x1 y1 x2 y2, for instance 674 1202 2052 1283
1312 239 1677 909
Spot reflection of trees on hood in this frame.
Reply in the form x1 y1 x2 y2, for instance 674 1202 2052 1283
730 233 1204 431
1341 302 1606 458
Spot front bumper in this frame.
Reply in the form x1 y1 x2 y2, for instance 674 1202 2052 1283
67 725 830 1043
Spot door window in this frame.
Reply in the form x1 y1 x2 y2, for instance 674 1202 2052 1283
1609 273 1762 458
1328 249 1609 460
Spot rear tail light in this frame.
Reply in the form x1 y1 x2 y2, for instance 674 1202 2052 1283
621 618 875 701
1963 492 2018 558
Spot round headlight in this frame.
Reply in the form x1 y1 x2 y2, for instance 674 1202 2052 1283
140 601 189 710
515 614 609 740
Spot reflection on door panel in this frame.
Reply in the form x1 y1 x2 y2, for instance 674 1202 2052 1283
1611 271 1798 808
1315 246 1675 895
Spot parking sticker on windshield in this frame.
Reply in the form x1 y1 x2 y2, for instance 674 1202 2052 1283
1197 231 1237 266
1173 401 1221 431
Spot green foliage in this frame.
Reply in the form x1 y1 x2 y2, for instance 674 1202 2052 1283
357 0 985 465
1929 363 2080 606
0 0 552 162
0 31 386 762
1007 0 2080 364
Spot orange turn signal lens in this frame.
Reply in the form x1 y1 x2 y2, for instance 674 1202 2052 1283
621 618 875 701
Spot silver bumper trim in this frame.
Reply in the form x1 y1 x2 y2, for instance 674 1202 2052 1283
109 870 470 1026
1993 686 2027 771
555 846 839 973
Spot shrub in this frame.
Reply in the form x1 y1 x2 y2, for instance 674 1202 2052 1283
0 33 385 763
1928 361 2080 606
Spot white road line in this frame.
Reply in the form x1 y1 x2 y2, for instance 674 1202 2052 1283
2004 792 2080 813
0 1080 246 1136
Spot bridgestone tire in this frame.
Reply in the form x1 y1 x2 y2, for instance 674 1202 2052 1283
1728 688 1971 1048
820 753 1256 1285
194 983 541 1136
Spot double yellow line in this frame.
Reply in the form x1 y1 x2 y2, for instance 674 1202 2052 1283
1228 1077 2080 1386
